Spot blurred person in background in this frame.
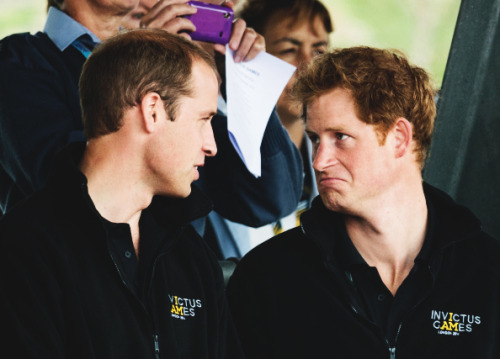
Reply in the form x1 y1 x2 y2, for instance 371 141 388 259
0 0 137 214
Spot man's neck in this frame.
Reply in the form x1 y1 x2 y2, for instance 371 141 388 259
79 142 152 253
344 181 428 296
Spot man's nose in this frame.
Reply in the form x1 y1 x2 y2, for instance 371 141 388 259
312 141 335 172
297 50 313 68
203 125 217 157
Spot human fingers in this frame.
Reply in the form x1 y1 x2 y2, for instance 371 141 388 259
232 27 265 63
146 0 190 19
227 18 246 51
140 1 196 33
213 43 226 56
153 16 197 34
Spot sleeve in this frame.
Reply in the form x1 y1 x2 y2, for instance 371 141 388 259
226 258 272 359
196 109 304 227
0 225 67 358
0 35 84 210
216 290 246 359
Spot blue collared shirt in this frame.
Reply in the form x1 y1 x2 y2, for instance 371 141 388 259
43 6 100 52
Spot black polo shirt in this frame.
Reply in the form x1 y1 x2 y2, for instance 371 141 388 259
334 202 437 345
102 207 169 302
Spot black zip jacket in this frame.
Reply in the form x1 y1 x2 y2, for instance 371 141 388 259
0 143 244 359
227 183 500 358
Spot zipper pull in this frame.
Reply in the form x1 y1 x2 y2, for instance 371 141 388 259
389 347 396 359
154 334 160 359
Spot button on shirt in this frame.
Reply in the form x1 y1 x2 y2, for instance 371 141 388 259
102 208 169 302
334 203 437 345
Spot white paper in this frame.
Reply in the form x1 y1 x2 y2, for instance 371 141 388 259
225 46 296 177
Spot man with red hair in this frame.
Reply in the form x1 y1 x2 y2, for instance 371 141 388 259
227 47 500 358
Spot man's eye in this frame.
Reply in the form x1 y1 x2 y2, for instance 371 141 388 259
312 48 326 57
131 12 145 20
308 134 319 144
279 48 297 56
336 133 349 141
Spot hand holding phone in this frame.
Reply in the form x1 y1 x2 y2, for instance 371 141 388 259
137 0 197 39
136 0 264 62
184 1 234 45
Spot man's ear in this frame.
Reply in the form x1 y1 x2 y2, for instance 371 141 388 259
392 117 413 159
140 92 162 133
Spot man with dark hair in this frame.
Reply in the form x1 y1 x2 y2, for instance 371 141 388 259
227 47 500 358
0 0 302 262
0 29 243 359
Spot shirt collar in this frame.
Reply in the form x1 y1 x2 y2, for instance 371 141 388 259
335 198 437 270
43 6 100 51
414 193 436 262
335 219 366 268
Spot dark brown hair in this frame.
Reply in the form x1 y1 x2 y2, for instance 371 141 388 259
237 0 333 35
79 29 216 139
293 46 436 167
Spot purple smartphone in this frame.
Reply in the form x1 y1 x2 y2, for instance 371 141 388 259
184 1 234 44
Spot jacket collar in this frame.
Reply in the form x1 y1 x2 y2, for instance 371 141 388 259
47 142 213 228
300 182 484 263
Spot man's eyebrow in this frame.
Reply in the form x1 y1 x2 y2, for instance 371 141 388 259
312 40 329 47
306 126 348 134
272 37 302 46
201 111 217 118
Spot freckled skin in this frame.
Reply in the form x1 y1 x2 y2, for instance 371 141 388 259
306 87 397 217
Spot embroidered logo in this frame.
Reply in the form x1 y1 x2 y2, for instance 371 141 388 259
431 310 481 336
168 295 202 320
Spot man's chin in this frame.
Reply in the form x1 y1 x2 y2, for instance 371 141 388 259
319 192 345 213
117 3 140 17
158 186 192 199
178 187 193 199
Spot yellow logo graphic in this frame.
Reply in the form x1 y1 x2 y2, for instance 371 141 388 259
169 295 202 320
431 310 481 336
